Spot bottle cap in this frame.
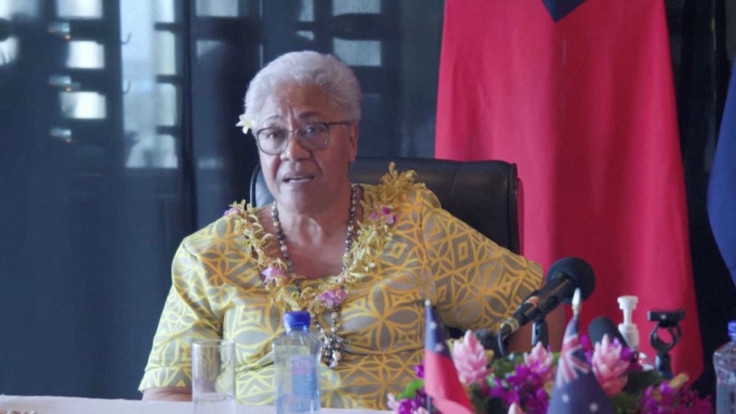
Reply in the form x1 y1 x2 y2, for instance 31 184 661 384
283 311 311 330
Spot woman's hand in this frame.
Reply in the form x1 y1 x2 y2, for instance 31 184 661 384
142 387 192 401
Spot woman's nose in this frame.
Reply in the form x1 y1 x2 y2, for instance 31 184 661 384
280 130 310 161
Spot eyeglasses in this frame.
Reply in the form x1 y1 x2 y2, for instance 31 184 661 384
254 121 352 155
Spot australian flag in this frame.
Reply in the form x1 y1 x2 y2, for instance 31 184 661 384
423 300 473 414
548 315 613 414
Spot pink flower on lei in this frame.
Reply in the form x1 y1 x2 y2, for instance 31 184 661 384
319 288 347 309
591 334 630 397
260 265 286 284
369 206 397 225
451 330 490 389
522 341 555 383
223 206 239 216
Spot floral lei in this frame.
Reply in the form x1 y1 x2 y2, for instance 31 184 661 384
226 163 425 319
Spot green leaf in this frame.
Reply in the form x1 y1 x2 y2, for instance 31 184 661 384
395 379 425 400
623 370 665 395
491 352 526 377
609 392 640 414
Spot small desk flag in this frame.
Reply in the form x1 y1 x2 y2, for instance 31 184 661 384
548 314 613 414
424 300 473 414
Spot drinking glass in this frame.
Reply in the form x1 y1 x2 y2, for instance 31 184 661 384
192 339 236 414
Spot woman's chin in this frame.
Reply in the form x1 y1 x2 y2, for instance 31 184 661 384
276 192 323 215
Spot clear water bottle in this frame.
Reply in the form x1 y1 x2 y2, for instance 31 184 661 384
274 311 322 414
714 320 736 414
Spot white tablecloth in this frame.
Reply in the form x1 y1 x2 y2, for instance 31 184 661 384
0 395 392 414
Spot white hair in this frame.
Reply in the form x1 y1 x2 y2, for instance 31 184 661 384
242 51 362 126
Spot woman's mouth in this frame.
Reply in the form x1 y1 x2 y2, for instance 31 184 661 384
283 174 315 183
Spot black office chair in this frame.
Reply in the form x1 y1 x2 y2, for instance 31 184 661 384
249 157 520 254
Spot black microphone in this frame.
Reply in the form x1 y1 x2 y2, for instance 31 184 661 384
588 316 629 347
498 257 596 339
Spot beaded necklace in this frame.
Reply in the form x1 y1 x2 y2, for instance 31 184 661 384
270 185 357 368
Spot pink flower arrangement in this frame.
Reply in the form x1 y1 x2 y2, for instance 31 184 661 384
640 379 713 414
390 331 711 414
388 365 430 414
487 354 550 414
522 342 555 384
591 335 631 396
387 393 430 414
452 331 491 389
319 288 347 309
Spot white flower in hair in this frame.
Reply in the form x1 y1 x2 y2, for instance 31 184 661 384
236 114 253 134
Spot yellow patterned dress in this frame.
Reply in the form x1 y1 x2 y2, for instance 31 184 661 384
139 168 542 409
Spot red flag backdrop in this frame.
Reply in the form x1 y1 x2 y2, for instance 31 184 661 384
435 0 702 377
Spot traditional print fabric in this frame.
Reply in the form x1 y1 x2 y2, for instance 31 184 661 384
139 169 542 409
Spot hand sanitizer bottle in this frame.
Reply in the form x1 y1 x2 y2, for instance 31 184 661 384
617 295 654 369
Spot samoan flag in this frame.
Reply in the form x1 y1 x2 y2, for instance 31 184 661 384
423 301 473 414
548 315 613 414
435 0 703 378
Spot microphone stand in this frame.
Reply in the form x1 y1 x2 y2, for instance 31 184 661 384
493 315 550 357
532 317 549 348
648 309 684 379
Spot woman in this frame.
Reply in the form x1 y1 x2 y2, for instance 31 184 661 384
140 51 549 409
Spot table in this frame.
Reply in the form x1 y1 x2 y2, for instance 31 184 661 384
0 395 392 414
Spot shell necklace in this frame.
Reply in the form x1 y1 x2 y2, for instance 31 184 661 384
271 185 357 368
